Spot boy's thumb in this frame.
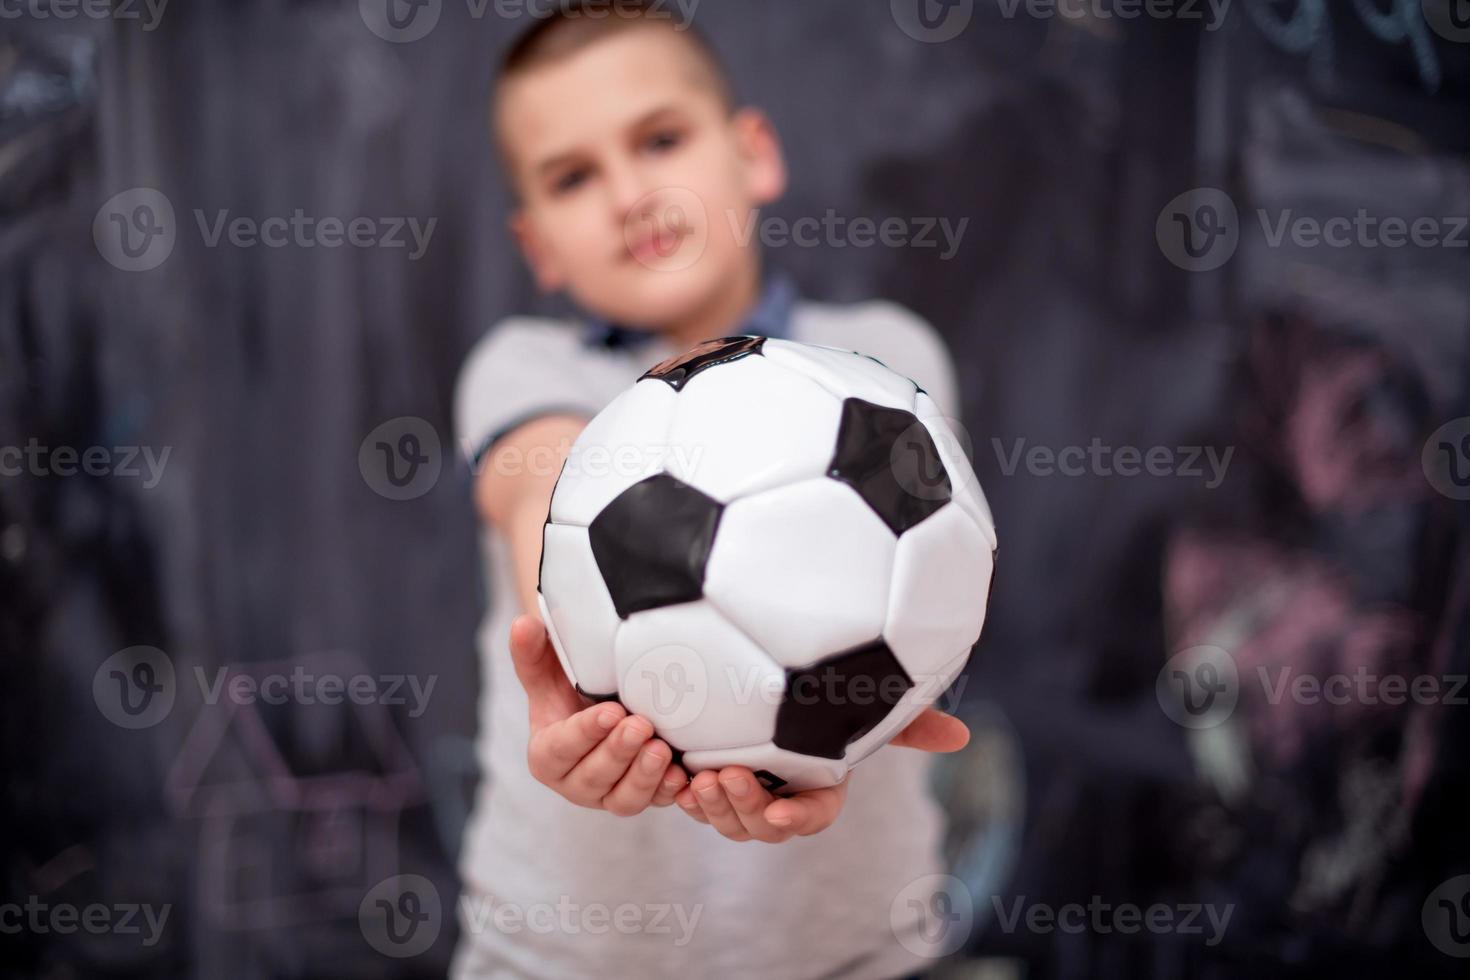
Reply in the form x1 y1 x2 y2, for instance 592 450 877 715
508 614 578 722
890 707 971 753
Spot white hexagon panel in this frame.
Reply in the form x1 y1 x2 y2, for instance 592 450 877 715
549 379 678 527
703 478 895 670
537 523 622 696
761 338 921 413
883 501 994 679
662 353 841 503
613 599 784 753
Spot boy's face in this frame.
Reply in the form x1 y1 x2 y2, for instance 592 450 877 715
498 26 785 330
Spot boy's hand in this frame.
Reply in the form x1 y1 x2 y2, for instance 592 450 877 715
509 614 689 815
674 708 970 843
674 767 849 844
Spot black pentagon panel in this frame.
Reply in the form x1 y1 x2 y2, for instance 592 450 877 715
773 641 914 760
588 473 724 619
639 335 766 391
827 397 951 534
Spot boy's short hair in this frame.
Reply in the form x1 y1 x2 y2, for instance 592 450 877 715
496 0 735 110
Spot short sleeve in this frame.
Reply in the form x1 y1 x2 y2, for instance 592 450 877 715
453 317 604 467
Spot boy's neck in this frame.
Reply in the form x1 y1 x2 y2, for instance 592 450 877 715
658 260 763 353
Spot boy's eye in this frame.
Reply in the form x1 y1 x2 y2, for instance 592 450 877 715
550 167 591 195
643 129 683 154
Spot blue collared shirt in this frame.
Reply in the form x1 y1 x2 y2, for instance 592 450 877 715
580 274 797 351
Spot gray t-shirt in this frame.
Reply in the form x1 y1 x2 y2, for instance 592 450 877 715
451 298 961 980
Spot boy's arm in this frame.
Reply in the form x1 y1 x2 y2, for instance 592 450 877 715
475 413 588 618
455 318 693 816
474 415 690 815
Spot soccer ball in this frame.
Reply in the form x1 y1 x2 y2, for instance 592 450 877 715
536 335 997 793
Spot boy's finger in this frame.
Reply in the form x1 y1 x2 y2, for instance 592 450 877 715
509 615 583 731
563 715 654 800
761 780 848 837
673 786 709 822
888 707 971 753
717 768 788 843
650 764 688 807
600 739 675 816
689 771 751 841
529 702 625 783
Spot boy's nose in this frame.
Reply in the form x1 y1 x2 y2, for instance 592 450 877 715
604 162 655 221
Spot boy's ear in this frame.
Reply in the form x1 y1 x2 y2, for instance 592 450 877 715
731 107 786 207
509 209 566 292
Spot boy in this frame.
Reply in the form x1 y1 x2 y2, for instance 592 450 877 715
453 5 973 977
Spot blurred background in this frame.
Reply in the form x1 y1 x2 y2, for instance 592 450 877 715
4 1 1469 977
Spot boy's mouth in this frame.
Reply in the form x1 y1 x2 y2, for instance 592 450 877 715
624 219 691 264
